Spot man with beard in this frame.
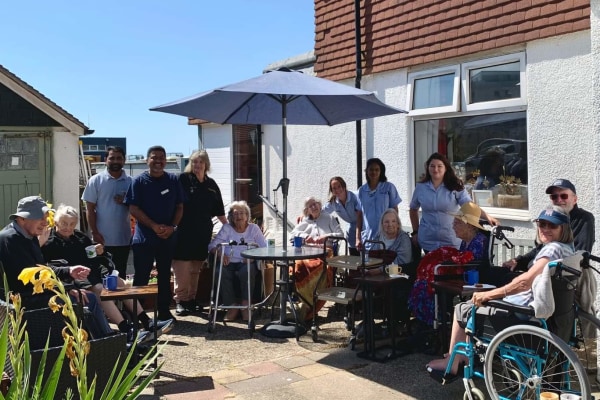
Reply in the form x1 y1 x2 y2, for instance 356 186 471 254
125 145 184 323
82 146 132 278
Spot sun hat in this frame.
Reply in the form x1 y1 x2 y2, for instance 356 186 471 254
450 202 486 230
9 196 54 220
535 206 570 226
545 178 576 194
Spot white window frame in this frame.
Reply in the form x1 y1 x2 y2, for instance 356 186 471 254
462 53 527 112
407 65 460 115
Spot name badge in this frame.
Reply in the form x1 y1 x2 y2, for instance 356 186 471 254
161 189 170 195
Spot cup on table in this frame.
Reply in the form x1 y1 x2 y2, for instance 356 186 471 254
293 236 303 248
560 394 581 400
103 275 118 291
267 239 275 248
385 264 401 275
539 392 559 400
85 245 97 258
464 269 479 286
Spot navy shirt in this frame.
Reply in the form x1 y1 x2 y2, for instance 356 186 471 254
125 171 184 243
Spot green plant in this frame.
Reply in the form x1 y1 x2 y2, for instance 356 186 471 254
0 266 163 399
498 168 522 195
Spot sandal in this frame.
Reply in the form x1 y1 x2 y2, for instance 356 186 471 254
427 361 465 385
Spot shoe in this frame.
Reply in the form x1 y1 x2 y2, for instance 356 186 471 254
147 318 174 334
158 311 177 323
126 328 149 344
223 308 240 322
427 361 465 385
175 303 189 316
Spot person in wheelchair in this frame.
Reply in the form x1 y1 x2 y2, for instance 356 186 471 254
208 201 266 322
426 205 574 378
41 204 173 343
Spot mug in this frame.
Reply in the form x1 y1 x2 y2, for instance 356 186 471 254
103 275 118 291
540 393 559 400
560 394 581 400
385 264 401 275
85 245 97 258
293 236 303 248
267 239 276 248
464 269 479 285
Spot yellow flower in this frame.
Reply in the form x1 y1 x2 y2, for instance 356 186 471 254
18 265 47 286
9 292 20 308
46 201 55 228
49 295 62 313
69 359 80 377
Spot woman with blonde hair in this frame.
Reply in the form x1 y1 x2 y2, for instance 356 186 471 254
173 150 227 316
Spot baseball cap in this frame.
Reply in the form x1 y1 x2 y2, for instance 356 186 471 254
9 196 54 220
535 206 570 226
545 179 576 194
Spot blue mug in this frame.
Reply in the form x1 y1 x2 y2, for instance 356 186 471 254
464 269 479 286
103 275 118 291
293 236 303 248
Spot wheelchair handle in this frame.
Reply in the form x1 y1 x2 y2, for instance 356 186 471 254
547 260 582 277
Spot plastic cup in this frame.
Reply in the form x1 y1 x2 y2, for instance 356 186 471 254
85 245 97 258
103 275 117 291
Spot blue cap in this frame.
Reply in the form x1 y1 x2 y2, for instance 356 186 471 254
545 179 576 194
536 207 570 225
9 196 53 220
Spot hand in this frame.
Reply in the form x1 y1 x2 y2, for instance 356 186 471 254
91 232 105 245
38 226 51 247
70 266 90 280
471 291 488 307
155 224 173 239
355 238 362 250
94 243 104 256
410 233 419 246
486 216 499 226
222 255 230 266
502 259 517 271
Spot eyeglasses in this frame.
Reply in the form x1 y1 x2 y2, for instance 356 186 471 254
550 193 570 201
307 203 319 209
537 220 560 230
232 211 247 216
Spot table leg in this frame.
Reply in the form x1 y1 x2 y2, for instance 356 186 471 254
438 291 449 352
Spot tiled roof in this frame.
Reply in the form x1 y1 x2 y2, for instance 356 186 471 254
0 63 91 133
315 0 590 81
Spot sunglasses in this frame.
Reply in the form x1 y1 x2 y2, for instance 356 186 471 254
550 193 570 201
537 220 560 230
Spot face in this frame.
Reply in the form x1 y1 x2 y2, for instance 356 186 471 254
56 215 78 238
191 157 206 175
18 214 48 237
452 218 471 240
147 150 166 176
106 150 125 172
306 200 321 218
231 207 248 225
537 220 563 244
330 180 345 199
428 159 446 181
549 188 576 213
366 164 381 183
382 212 399 237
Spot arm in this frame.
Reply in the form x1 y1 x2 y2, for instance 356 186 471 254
409 208 420 245
480 209 499 227
355 209 363 249
85 201 105 244
129 204 163 234
217 215 228 225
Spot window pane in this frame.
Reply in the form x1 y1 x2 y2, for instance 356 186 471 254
469 61 520 103
413 73 454 109
414 111 528 210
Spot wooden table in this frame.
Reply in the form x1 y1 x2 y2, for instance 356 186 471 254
100 285 159 341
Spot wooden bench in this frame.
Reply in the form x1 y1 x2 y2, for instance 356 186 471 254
490 237 535 266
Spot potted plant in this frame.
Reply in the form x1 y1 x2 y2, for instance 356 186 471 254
497 170 523 208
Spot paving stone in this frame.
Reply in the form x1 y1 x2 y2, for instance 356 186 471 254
291 362 337 378
224 370 305 395
241 361 285 377
273 355 314 369
211 368 253 384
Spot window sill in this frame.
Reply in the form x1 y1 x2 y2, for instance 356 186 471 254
482 207 532 222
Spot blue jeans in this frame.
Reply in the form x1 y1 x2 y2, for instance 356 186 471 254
70 291 113 336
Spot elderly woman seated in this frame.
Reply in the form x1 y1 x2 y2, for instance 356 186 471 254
368 208 413 271
208 200 266 322
41 204 173 342
426 205 574 379
291 196 343 320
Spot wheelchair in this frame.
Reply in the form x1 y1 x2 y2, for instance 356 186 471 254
431 252 592 399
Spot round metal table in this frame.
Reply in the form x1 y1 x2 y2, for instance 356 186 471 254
241 246 326 338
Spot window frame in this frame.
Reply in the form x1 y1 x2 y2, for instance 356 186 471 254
407 65 461 115
461 53 527 112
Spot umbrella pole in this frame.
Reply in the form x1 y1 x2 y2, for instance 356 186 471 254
281 100 288 251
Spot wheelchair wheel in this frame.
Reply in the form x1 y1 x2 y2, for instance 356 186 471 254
463 387 485 400
484 325 590 400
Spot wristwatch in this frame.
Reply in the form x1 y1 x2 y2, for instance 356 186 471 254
172 225 178 232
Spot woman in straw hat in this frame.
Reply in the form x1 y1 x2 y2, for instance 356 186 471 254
451 202 489 263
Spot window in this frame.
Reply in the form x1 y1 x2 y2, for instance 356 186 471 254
411 53 528 216
407 65 460 115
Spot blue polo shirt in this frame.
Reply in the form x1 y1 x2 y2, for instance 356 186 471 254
323 190 361 248
125 171 184 243
81 169 132 246
409 181 471 251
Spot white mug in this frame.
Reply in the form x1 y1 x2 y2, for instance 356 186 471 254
385 264 401 275
85 245 97 258
560 394 581 400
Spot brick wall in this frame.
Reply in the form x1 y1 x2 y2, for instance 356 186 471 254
315 0 590 81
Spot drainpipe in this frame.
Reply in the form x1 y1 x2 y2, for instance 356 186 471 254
354 0 363 188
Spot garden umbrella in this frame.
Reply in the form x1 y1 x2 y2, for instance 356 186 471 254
150 67 405 249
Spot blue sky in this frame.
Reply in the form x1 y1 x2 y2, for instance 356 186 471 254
0 1 315 156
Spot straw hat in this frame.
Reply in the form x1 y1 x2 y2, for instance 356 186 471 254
450 202 486 230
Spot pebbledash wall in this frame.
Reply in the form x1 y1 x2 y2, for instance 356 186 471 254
260 28 598 247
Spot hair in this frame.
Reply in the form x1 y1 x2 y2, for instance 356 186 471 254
54 204 79 222
328 176 347 204
378 208 402 239
535 205 574 244
420 152 464 192
365 158 388 183
227 200 252 225
146 145 166 159
302 196 322 219
105 146 126 158
184 150 211 173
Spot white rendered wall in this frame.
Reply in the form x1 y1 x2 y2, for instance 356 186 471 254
52 130 81 213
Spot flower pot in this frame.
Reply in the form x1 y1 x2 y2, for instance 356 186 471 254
497 194 523 208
